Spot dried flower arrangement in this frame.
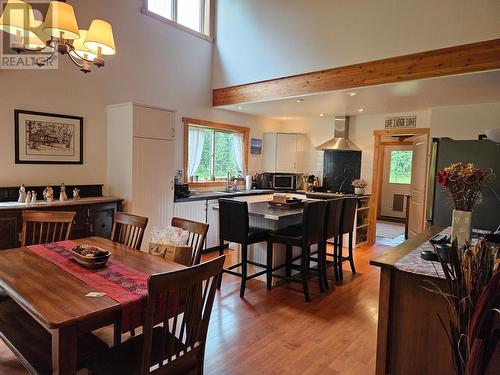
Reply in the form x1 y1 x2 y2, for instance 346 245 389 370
436 163 494 212
352 179 368 188
426 240 499 375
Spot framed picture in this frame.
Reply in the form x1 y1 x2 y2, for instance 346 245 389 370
250 138 262 155
15 110 83 164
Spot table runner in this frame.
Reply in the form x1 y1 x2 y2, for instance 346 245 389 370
27 240 166 333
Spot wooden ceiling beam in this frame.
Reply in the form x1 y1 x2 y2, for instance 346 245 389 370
212 38 500 106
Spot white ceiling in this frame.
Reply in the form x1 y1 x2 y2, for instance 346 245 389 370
219 70 500 120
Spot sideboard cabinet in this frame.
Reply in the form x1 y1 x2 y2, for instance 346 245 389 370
0 197 122 250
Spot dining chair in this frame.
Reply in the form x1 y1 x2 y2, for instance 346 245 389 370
110 212 149 250
336 198 358 280
82 255 226 375
21 210 76 246
323 198 344 284
171 217 209 266
266 200 327 302
217 199 270 298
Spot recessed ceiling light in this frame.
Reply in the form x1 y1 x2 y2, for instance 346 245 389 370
348 92 357 96
358 108 364 112
282 116 288 120
319 113 325 117
237 106 243 110
296 98 304 103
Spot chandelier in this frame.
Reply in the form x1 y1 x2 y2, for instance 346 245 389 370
0 0 116 73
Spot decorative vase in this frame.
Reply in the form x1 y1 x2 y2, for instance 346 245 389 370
354 187 365 195
451 209 472 246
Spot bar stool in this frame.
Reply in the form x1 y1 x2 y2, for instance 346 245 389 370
322 198 344 287
217 199 270 298
266 200 327 302
336 197 358 280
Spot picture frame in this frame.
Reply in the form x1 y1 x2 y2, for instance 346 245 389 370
250 138 262 155
15 110 83 164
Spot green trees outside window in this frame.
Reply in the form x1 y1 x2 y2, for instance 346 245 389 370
389 150 413 184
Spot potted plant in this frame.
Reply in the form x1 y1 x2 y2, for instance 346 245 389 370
436 163 493 245
352 179 368 195
426 240 499 375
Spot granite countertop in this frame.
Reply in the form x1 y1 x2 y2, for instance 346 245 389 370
370 226 446 278
174 189 274 202
0 196 123 211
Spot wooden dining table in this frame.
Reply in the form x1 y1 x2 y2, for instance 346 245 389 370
0 236 186 375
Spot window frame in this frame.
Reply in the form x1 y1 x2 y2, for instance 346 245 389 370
183 118 250 186
142 0 215 43
388 150 413 185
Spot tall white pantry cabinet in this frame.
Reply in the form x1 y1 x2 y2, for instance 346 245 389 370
106 103 176 250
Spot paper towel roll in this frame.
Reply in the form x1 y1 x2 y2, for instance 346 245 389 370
245 175 252 190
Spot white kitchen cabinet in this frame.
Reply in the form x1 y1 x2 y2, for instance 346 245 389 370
107 102 176 251
263 132 306 173
205 199 221 249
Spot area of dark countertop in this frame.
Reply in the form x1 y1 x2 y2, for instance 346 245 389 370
174 189 275 203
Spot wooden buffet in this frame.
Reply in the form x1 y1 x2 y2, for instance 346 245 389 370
0 197 122 250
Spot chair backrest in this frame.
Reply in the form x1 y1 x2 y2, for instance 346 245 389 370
21 211 76 247
171 217 209 266
219 198 249 244
111 212 149 250
302 200 327 246
339 198 358 234
141 255 225 375
325 198 344 239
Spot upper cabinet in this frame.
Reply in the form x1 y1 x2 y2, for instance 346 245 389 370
263 132 305 173
133 104 175 140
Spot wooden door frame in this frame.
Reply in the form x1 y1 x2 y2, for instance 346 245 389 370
376 141 413 219
368 128 430 244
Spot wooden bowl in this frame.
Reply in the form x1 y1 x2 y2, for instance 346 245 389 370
69 245 110 269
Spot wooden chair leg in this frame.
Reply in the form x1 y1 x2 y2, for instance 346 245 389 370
338 235 344 281
321 242 329 290
348 232 356 274
240 244 248 298
301 246 311 302
318 244 325 293
113 322 121 346
285 245 292 277
266 241 273 290
217 239 224 289
333 236 339 282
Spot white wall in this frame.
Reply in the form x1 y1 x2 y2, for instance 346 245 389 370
214 0 500 87
0 0 280 188
279 102 500 193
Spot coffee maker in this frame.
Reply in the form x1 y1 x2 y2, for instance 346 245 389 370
174 170 191 199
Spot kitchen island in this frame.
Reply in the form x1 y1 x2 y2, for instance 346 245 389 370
370 226 453 375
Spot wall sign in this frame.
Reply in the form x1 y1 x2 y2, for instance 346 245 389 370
384 116 416 129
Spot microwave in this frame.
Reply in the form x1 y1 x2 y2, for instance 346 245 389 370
273 175 297 190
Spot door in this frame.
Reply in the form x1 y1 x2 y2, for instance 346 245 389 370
275 133 297 173
408 134 429 237
379 145 413 219
133 137 175 250
133 105 175 140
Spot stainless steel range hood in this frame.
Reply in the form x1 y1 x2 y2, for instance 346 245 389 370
315 116 361 151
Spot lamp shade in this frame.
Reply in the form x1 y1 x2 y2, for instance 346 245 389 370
70 29 97 60
25 22 52 50
43 1 80 40
0 0 38 37
84 19 115 55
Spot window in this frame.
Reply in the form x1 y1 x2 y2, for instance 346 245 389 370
389 150 413 184
184 118 249 183
144 0 213 40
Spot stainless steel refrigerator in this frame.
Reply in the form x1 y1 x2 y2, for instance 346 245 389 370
427 138 500 231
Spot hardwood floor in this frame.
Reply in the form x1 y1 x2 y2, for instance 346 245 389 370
0 243 390 375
